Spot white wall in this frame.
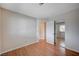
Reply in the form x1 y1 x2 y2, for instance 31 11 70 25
36 19 40 40
55 8 79 52
46 20 54 44
0 8 37 54
0 8 2 53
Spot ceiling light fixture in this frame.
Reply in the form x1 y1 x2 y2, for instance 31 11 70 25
39 3 44 6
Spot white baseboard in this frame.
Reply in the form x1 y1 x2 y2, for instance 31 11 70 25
47 42 54 45
65 47 79 53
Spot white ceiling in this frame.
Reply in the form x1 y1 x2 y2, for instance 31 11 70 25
0 3 79 19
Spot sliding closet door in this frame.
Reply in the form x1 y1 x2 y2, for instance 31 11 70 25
2 8 18 52
2 8 10 52
1 8 37 53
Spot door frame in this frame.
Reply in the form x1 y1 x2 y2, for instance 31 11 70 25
54 20 56 45
54 21 65 46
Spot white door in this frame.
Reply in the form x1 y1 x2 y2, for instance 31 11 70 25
46 20 54 44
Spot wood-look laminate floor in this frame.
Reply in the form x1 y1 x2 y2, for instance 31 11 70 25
1 40 79 56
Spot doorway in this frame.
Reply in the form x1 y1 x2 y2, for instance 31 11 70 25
38 20 46 47
54 22 65 47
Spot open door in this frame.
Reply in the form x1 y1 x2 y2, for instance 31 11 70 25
54 22 65 47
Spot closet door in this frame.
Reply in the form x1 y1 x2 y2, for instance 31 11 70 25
2 8 11 52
